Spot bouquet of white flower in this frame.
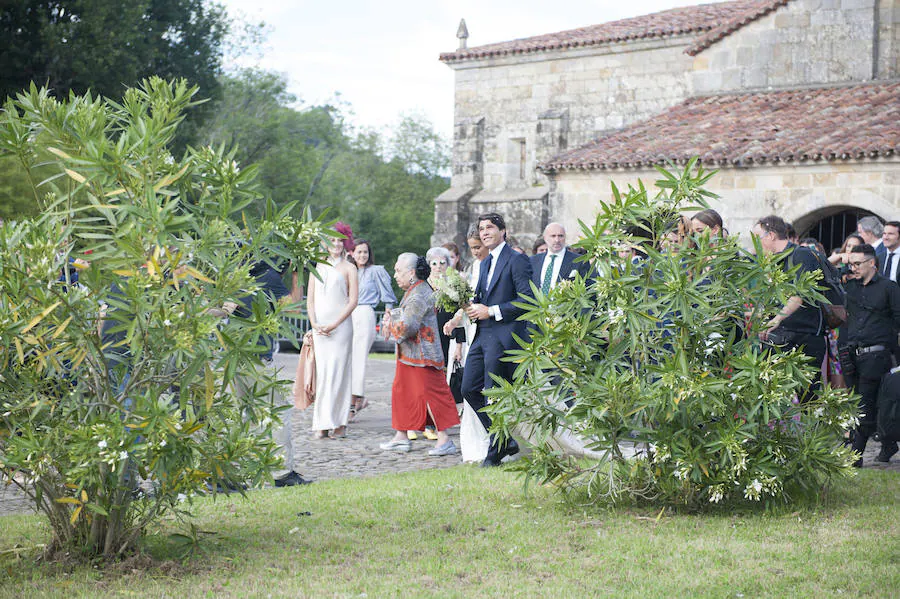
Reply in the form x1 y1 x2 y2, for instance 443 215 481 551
432 268 474 314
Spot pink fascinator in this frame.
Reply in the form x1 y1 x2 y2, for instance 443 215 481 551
334 222 355 252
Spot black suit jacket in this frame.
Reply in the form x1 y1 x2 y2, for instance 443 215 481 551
530 248 589 292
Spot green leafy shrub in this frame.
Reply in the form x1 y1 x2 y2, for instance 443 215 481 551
488 161 858 508
0 79 323 558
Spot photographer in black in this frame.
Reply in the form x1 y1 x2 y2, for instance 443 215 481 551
842 243 900 466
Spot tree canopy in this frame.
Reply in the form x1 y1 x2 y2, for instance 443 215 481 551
199 69 449 269
0 0 229 146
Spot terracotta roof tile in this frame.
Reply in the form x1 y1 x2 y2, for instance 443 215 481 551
540 82 900 172
440 0 768 63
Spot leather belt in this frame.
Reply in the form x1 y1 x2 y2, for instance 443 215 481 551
856 344 887 356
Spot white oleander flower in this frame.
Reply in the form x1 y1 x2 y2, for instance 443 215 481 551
743 478 763 501
607 307 625 324
97 440 107 449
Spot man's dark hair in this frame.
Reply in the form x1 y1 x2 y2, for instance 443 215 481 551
884 221 900 232
849 243 876 259
755 215 790 240
477 212 506 231
786 223 797 240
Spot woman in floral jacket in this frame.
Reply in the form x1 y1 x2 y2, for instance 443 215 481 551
379 253 460 455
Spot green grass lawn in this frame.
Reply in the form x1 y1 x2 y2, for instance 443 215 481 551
1 466 898 598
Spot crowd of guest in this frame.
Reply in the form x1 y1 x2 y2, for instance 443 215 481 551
269 208 900 486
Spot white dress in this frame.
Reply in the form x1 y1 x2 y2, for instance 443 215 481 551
455 259 491 463
311 261 354 431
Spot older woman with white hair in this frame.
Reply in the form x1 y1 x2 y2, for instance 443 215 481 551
426 246 466 367
379 253 459 455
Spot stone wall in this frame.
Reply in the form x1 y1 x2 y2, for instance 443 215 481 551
878 0 900 78
550 159 900 249
692 0 880 94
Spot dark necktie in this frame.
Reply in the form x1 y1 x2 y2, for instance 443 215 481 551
886 252 896 280
541 254 557 294
477 253 493 299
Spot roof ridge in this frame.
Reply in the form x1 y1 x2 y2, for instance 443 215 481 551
439 0 760 63
686 0 793 55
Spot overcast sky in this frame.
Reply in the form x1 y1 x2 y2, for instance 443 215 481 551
219 0 711 139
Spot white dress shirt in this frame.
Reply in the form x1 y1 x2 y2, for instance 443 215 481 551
539 248 566 291
485 242 506 321
885 247 900 282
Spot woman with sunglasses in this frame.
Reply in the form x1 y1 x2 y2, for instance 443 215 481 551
348 239 396 419
426 246 465 365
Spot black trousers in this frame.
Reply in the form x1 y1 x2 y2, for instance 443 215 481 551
461 324 518 458
848 349 894 438
777 331 827 403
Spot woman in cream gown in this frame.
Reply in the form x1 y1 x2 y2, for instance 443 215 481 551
308 233 358 439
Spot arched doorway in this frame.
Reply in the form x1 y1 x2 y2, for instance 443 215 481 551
795 206 880 254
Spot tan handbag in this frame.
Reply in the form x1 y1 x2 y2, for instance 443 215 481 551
292 330 316 409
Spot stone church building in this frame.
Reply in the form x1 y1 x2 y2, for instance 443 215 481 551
433 0 900 252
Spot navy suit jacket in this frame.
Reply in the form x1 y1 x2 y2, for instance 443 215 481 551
530 248 589 291
476 244 533 337
876 242 887 272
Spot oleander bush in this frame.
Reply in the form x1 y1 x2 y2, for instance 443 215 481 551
0 79 324 558
488 161 859 508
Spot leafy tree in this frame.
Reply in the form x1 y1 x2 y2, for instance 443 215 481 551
488 162 858 508
386 111 450 178
0 0 229 145
0 79 325 558
199 69 449 266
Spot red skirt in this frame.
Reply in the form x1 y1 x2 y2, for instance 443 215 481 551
391 362 461 432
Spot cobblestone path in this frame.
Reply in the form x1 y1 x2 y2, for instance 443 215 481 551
2 353 898 516
1 355 462 517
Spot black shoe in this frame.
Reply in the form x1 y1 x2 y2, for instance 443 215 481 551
275 471 312 487
852 457 863 468
501 439 520 459
875 443 899 463
481 455 503 468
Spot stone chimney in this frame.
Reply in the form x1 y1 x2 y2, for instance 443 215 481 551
456 19 468 50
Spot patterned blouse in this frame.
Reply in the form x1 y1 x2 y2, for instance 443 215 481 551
390 280 445 370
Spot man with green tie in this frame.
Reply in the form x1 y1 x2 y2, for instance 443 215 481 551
529 223 589 295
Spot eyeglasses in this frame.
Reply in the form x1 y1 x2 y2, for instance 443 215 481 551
848 259 872 268
430 260 447 266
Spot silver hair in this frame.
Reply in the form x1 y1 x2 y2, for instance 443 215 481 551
425 246 452 263
858 216 884 237
466 224 480 240
396 252 418 271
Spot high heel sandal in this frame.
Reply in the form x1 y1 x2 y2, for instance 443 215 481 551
354 398 369 417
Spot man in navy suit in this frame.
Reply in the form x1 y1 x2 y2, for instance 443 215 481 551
858 216 886 270
463 213 534 467
530 222 590 294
